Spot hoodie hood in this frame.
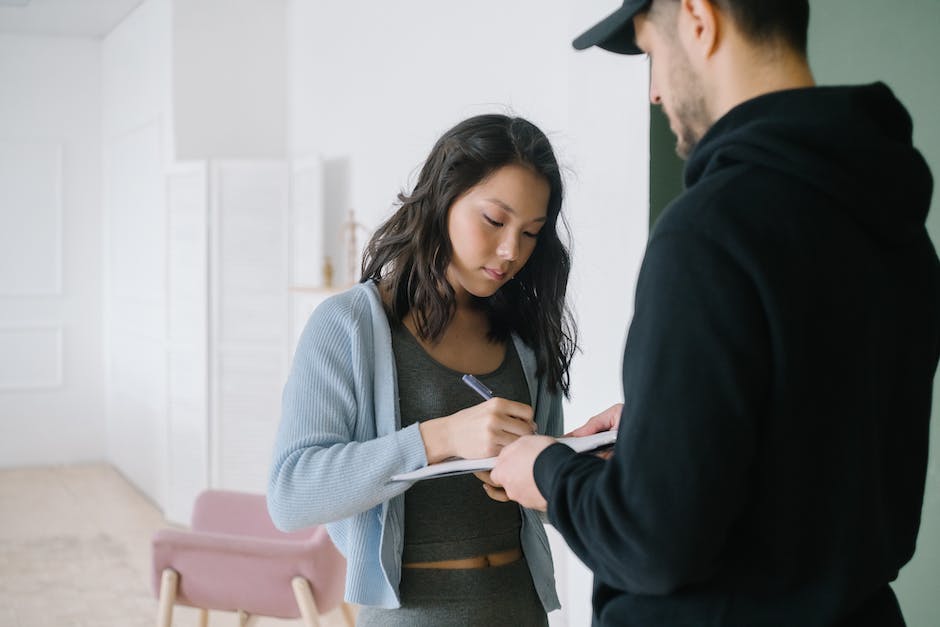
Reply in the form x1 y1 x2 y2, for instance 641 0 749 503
685 83 933 245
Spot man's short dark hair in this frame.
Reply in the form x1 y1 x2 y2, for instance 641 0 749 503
714 0 809 55
651 0 809 55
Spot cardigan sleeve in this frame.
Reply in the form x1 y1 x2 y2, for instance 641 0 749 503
267 291 428 531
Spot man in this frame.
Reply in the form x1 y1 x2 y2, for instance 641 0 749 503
489 0 940 625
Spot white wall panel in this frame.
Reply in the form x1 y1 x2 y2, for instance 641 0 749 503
106 332 166 504
107 122 166 304
100 0 173 507
216 346 284 492
0 34 104 467
0 325 63 389
287 159 330 363
213 163 289 344
0 141 62 296
289 157 325 289
104 119 167 507
209 161 288 492
165 162 209 523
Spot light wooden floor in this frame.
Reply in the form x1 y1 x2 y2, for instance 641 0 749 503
0 463 323 627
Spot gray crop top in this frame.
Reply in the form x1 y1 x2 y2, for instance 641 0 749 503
390 317 531 563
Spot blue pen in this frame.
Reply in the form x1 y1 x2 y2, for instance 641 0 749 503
462 373 539 435
461 373 493 400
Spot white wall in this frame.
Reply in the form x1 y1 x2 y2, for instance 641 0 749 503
173 0 286 160
101 0 288 516
0 34 104 467
560 7 650 625
101 0 173 507
288 0 571 282
286 1 650 623
2 4 651 621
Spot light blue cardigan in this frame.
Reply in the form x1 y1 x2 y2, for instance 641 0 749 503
267 281 562 610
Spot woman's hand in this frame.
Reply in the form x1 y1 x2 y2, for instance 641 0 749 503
474 471 510 502
420 398 537 463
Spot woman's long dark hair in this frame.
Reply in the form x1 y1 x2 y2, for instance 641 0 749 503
361 114 577 396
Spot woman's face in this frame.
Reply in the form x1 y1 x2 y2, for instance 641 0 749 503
446 163 550 305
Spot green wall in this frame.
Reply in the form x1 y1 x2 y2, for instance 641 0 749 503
649 104 684 227
648 2 940 624
808 2 940 625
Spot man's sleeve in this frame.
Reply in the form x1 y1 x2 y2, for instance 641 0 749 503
534 227 771 595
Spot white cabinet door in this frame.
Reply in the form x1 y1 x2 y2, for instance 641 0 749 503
165 160 289 521
209 161 289 493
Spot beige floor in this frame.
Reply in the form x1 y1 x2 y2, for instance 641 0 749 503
0 463 348 627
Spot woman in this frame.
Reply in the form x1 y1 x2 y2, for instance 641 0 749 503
268 114 577 626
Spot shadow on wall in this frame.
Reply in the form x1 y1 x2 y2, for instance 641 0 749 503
322 157 352 286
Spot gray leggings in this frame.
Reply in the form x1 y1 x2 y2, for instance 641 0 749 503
356 558 549 627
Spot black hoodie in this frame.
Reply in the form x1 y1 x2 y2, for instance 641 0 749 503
535 83 940 626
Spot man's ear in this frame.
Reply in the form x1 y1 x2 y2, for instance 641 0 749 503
678 0 721 62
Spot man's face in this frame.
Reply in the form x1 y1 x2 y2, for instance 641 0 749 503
634 10 710 159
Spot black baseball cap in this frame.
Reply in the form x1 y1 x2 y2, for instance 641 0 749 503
572 0 652 55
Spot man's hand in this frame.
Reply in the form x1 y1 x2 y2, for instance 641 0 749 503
490 435 556 511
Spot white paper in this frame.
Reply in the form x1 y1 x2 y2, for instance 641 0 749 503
389 430 618 482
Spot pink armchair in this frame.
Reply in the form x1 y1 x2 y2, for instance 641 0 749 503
152 490 354 627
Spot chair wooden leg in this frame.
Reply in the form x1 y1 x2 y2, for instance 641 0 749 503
339 602 357 627
156 568 179 627
198 608 209 627
237 609 259 627
291 576 321 627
